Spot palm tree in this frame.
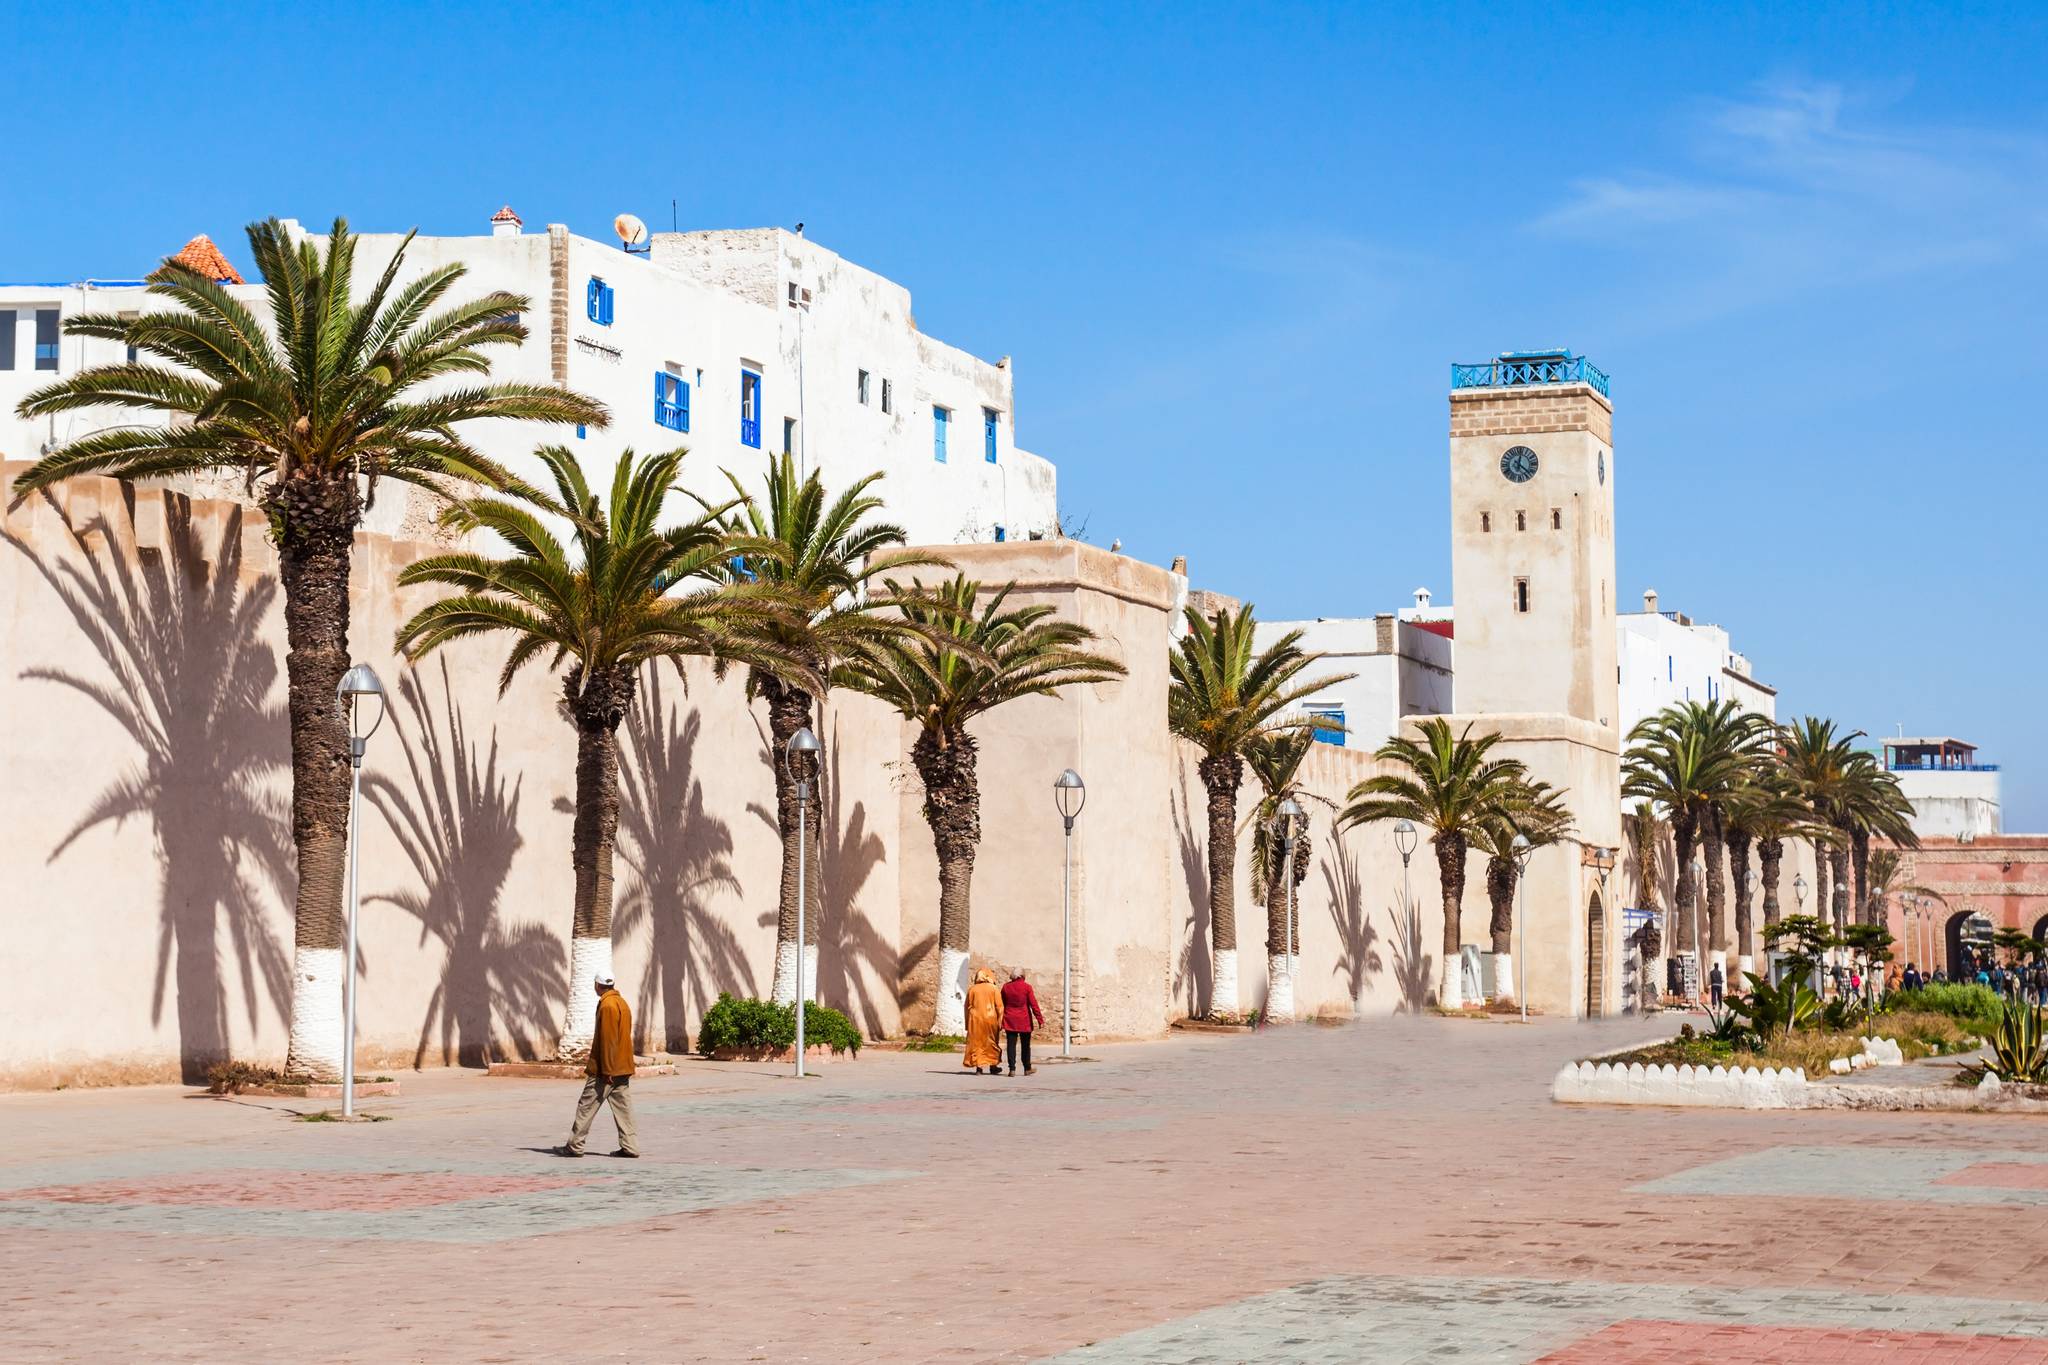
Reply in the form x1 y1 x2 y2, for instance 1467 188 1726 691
1341 719 1528 1010
1470 781 1574 1004
708 451 946 1005
1623 701 1767 983
1720 766 1829 974
1243 728 1332 1022
1779 717 1861 937
839 574 1123 1035
1837 756 1919 924
10 218 606 1078
1169 605 1345 1016
393 445 790 1058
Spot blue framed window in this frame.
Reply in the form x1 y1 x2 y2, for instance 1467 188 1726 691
1667 655 1673 681
739 369 762 448
993 525 1007 543
984 407 999 462
1307 703 1346 747
34 308 59 371
576 424 586 440
654 371 689 432
586 277 614 326
0 310 15 370
933 405 950 462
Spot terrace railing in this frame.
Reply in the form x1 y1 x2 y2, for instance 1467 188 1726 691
1452 353 1611 398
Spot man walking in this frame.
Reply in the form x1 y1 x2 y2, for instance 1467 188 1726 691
1000 967 1045 1077
559 974 638 1158
1708 961 1724 1010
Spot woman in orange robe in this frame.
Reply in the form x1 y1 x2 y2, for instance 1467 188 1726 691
963 968 1004 1074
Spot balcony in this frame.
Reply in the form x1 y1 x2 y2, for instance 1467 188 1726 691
1452 350 1610 398
1888 761 2000 773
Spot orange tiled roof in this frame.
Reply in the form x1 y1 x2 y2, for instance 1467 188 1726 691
166 234 244 284
491 205 522 225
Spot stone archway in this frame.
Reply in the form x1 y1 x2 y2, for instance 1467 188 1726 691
2034 914 2048 948
1946 909 1994 980
1586 890 1605 1019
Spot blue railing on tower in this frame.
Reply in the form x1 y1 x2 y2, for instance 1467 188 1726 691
1451 350 1611 398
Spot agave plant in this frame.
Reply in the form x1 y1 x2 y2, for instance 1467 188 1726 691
1727 971 1817 1041
1965 1001 2048 1084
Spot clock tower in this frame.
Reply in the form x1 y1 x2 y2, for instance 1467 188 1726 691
1448 350 1617 726
1427 350 1624 1016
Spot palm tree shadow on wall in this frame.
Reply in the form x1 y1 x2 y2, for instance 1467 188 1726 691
743 711 923 1035
614 666 749 1052
1387 875 1434 1014
364 661 560 1067
1171 768 1212 1017
1321 831 1382 1005
5 493 292 1082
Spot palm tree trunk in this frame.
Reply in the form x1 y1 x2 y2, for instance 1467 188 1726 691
560 665 634 1059
1760 839 1784 928
1702 806 1728 975
760 670 823 1005
1434 832 1469 1009
1830 838 1853 939
1727 828 1755 977
1851 828 1872 925
1485 855 1517 1003
276 480 357 1082
1197 753 1243 1015
1814 837 1832 930
913 724 980 1035
1672 811 1699 959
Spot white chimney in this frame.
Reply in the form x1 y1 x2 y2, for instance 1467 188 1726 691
491 205 523 237
1413 586 1432 610
1643 588 1659 614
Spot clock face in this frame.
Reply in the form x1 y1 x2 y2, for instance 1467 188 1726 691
1599 450 1606 485
1500 445 1539 483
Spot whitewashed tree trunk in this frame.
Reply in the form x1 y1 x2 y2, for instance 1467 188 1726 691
769 942 820 1006
286 946 345 1081
1265 954 1296 1022
1213 948 1239 1016
1736 953 1754 982
1438 956 1463 1011
1710 948 1728 974
935 947 970 1035
1490 952 1515 1004
559 935 613 1060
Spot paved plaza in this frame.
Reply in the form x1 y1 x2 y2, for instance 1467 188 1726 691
3 1018 2046 1362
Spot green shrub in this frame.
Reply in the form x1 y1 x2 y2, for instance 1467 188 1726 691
1894 983 2003 1032
905 1034 965 1053
696 993 863 1055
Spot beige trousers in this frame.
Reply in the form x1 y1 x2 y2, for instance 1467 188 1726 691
566 1075 637 1155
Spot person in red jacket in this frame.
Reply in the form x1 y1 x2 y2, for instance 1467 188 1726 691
1000 968 1045 1077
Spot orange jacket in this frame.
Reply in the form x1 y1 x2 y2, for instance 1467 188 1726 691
588 989 636 1078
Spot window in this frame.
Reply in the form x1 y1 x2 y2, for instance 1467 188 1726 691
120 311 139 363
993 525 1007 543
34 308 59 371
983 407 999 463
783 417 796 455
739 369 762 447
576 424 587 440
857 369 870 405
1550 508 1562 530
0 310 15 370
1515 510 1526 531
1667 655 1673 681
1307 703 1346 747
1514 577 1530 613
933 405 950 462
1480 511 1491 533
881 378 893 414
586 277 614 326
654 370 689 432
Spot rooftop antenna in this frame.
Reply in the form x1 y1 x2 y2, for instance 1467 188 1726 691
614 213 649 255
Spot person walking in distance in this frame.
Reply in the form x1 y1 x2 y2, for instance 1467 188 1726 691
559 974 639 1158
963 968 1004 1076
1708 961 1724 1011
1001 967 1046 1077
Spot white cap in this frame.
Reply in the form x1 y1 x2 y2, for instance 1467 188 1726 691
595 974 615 988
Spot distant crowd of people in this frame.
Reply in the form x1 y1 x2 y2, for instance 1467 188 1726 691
1911 952 2048 1005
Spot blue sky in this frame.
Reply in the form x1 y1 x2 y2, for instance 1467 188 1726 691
7 2 2045 823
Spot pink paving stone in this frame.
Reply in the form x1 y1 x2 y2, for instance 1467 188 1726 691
1535 1320 2048 1364
0 1170 589 1212
1936 1162 2048 1191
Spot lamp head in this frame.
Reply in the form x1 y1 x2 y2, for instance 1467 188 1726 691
785 727 821 789
1053 768 1086 821
335 663 386 751
1277 796 1305 825
1392 818 1417 858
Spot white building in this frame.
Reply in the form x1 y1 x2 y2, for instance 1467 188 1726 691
1254 606 1454 754
1615 588 1776 735
1883 736 2002 839
0 212 1057 547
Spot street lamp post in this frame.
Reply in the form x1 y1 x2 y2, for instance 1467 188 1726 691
1053 769 1085 1057
1276 796 1304 1022
1393 819 1418 999
1591 846 1616 1014
1511 833 1533 1023
336 664 386 1119
787 727 822 1078
1793 873 1810 993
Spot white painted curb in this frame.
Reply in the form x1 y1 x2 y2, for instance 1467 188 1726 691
1551 1059 1809 1108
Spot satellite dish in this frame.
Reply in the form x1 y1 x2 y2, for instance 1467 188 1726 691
614 213 648 249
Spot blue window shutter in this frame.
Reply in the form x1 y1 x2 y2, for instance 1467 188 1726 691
934 407 948 462
985 408 998 462
679 379 690 431
587 278 599 322
603 284 614 325
994 525 1006 542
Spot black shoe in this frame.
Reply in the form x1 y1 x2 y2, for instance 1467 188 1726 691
609 1149 639 1159
554 1145 583 1158
1007 1068 1016 1076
